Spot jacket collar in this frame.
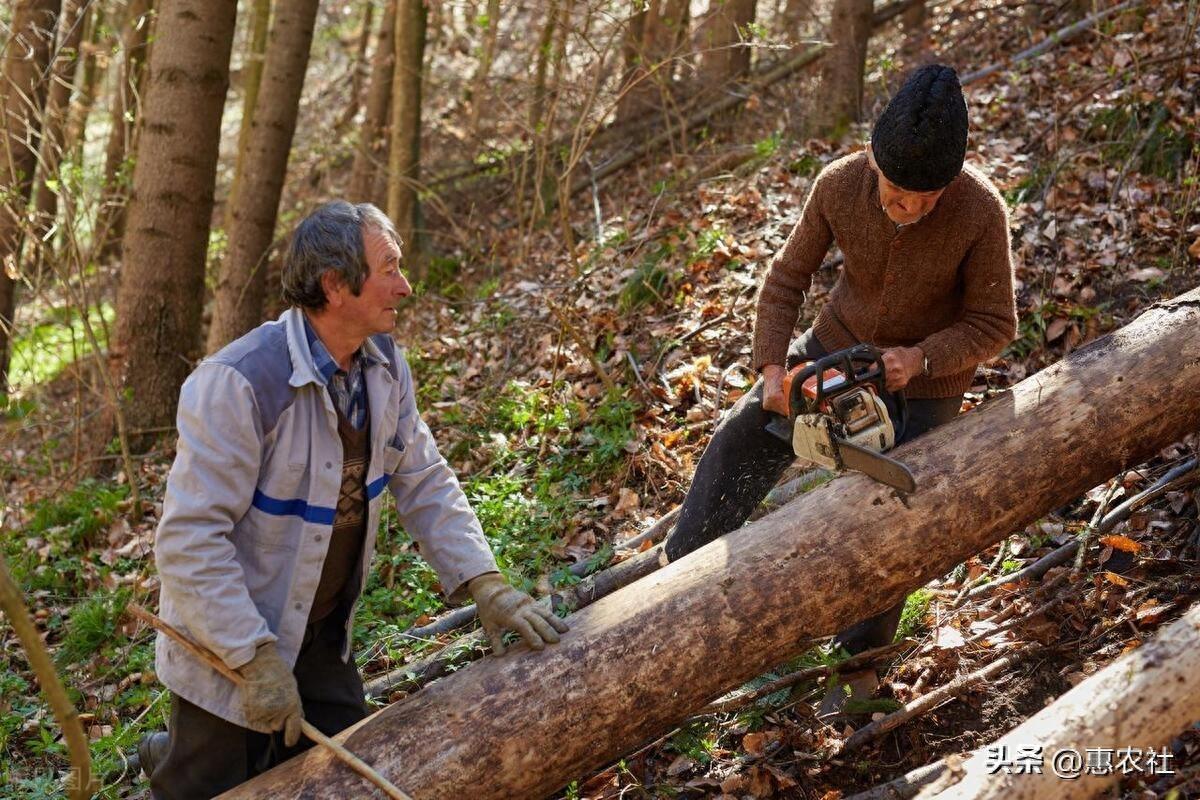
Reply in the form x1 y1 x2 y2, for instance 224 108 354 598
282 307 393 388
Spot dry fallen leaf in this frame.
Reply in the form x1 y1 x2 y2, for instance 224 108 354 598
1099 534 1142 554
1045 317 1069 342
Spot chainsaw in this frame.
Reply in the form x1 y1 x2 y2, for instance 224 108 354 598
764 343 917 493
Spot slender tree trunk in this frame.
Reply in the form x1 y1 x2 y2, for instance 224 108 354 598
528 0 558 138
901 0 927 52
699 0 757 85
0 0 62 390
335 0 374 131
207 0 319 352
64 5 108 164
222 288 1200 799
96 0 154 261
782 0 814 39
113 0 238 444
466 0 500 133
617 0 690 122
348 0 395 205
386 0 426 252
31 0 87 267
813 0 872 136
230 0 271 205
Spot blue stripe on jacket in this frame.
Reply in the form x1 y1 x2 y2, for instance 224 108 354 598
366 474 388 500
251 489 336 525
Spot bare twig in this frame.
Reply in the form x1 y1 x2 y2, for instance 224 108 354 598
839 648 1034 754
961 0 1145 85
702 640 913 716
0 555 97 800
125 603 413 800
546 299 617 391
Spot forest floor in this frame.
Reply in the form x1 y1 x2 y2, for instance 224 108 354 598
1 1 1199 798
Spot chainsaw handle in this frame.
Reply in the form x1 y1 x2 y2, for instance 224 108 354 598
786 344 885 417
782 343 910 438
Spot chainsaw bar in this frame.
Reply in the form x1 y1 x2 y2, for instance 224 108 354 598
837 440 917 494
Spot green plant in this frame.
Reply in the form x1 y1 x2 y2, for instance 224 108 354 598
57 587 132 667
667 720 719 765
25 479 128 548
619 244 675 312
754 132 781 159
895 588 933 641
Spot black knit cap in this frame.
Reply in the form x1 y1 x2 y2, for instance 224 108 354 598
871 64 968 191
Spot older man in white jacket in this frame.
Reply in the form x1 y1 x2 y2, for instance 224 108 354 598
141 201 566 799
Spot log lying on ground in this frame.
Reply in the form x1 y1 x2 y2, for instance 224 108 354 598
223 288 1200 800
916 599 1200 800
363 545 668 699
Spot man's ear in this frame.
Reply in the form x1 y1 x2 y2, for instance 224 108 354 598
319 270 345 308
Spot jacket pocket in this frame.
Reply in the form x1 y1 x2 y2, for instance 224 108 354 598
381 431 405 475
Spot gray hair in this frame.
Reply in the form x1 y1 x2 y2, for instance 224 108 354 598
281 201 403 310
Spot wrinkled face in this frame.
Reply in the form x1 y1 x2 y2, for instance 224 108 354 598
329 226 412 336
867 146 948 226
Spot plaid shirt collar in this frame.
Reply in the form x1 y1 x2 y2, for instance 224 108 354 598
302 314 377 430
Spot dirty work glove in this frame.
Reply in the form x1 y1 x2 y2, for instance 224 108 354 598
468 572 569 655
237 642 304 747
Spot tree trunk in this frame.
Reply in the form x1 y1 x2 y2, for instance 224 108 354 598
206 0 319 352
0 0 61 389
813 0 873 136
386 0 426 252
95 0 154 261
335 0 374 131
64 4 108 164
900 0 927 55
348 0 395 205
917 600 1200 800
527 0 558 140
465 0 500 133
699 0 757 86
230 0 271 202
31 0 88 267
617 0 690 122
112 0 237 445
222 289 1200 800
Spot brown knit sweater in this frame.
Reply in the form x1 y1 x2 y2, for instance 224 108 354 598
752 151 1018 398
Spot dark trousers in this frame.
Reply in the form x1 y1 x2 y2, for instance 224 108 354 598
150 610 368 800
664 329 961 654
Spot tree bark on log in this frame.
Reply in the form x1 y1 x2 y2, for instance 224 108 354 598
916 599 1200 800
221 288 1200 800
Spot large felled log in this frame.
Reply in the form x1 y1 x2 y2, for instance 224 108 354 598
222 288 1200 800
916 600 1200 800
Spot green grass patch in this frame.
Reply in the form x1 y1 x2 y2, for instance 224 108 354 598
57 588 133 667
8 301 114 392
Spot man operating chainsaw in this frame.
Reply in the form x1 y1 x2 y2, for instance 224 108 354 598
138 201 567 798
664 65 1016 704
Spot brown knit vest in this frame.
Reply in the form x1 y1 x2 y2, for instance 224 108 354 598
309 409 369 623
